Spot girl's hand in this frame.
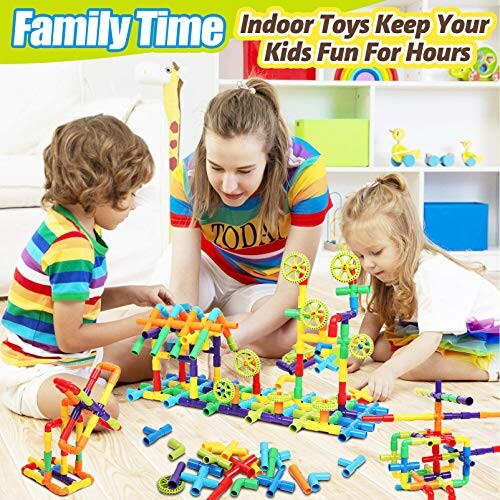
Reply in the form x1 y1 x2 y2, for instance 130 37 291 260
356 363 396 402
130 285 174 307
347 356 364 373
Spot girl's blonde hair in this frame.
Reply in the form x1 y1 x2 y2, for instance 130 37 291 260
42 114 154 213
191 78 290 233
341 173 485 327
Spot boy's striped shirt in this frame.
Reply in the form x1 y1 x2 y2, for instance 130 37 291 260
1 205 108 362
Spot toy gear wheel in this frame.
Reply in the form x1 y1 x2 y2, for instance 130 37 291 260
349 334 374 359
267 391 293 403
281 252 311 283
330 251 361 283
234 349 261 377
157 475 185 495
300 299 329 330
213 378 236 404
312 398 338 411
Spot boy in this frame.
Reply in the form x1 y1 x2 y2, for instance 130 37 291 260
0 115 173 420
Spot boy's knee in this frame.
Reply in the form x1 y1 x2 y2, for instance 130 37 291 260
105 394 120 421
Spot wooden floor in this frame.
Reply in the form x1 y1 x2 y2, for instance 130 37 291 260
0 271 499 499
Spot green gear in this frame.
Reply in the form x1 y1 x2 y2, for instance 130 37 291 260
157 475 185 495
300 299 329 330
312 397 338 411
267 391 293 403
349 334 374 359
234 349 261 377
330 251 361 283
213 378 236 404
281 252 311 283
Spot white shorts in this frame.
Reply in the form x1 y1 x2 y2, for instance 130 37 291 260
198 252 276 316
0 348 104 419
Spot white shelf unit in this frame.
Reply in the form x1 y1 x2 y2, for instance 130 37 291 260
217 0 500 270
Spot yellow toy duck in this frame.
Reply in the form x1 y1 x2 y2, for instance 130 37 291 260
390 128 420 167
460 140 483 167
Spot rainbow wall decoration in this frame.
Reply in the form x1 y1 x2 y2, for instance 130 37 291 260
334 67 398 81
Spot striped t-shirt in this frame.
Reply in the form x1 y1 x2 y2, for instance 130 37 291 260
170 137 332 284
1 205 108 361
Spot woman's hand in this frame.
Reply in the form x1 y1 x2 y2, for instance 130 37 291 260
129 285 174 307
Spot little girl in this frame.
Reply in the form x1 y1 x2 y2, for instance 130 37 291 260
342 173 499 401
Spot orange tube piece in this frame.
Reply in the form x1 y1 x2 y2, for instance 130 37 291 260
289 464 312 495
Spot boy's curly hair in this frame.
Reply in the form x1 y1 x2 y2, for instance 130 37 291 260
42 114 154 213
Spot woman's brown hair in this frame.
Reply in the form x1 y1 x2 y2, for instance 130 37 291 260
42 114 154 213
190 78 290 233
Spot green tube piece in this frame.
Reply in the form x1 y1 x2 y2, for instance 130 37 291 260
227 336 238 351
284 308 300 319
169 338 183 359
203 401 221 416
293 376 303 400
329 410 343 425
131 335 146 355
190 329 209 359
197 448 232 470
267 448 279 477
167 438 185 461
151 326 170 357
230 478 259 497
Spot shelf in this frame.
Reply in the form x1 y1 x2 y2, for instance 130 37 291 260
326 166 500 172
219 79 500 91
450 247 500 271
426 0 500 8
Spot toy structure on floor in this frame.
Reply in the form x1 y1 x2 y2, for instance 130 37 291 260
128 250 389 441
21 362 122 496
362 380 500 499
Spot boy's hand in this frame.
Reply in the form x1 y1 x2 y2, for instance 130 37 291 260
356 363 396 402
130 285 174 307
347 356 364 373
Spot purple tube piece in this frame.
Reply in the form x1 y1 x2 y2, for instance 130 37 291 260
424 471 452 482
178 397 207 410
260 413 294 426
218 404 249 418
342 410 359 419
435 380 442 397
142 327 161 340
169 462 186 488
276 360 295 374
443 412 480 420
341 310 356 323
178 355 191 363
52 469 75 486
190 360 198 377
213 336 221 367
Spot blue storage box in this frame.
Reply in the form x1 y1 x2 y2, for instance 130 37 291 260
424 202 488 251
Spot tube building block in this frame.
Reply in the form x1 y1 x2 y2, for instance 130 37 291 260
308 472 331 492
168 438 186 461
257 469 296 497
338 455 366 478
142 423 173 446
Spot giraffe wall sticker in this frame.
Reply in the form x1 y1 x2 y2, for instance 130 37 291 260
135 61 184 171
